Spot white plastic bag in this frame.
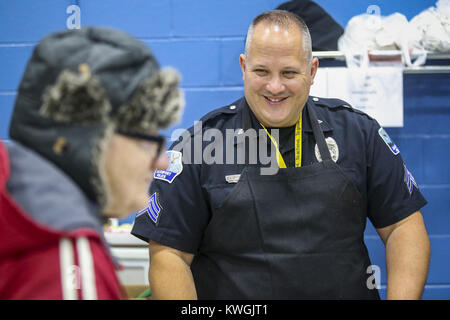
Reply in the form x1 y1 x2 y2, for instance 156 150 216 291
338 12 412 67
409 0 450 53
338 11 428 67
338 13 411 51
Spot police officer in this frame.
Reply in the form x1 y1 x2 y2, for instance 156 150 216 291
132 10 430 299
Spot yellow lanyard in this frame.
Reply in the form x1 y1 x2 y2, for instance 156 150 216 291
260 111 302 168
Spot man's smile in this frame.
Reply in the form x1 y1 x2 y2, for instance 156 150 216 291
263 95 289 105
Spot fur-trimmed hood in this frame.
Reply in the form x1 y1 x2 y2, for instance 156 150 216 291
9 27 184 210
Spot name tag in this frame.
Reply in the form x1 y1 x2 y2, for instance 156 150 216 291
225 174 241 184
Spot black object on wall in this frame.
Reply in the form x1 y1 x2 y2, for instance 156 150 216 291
276 0 344 51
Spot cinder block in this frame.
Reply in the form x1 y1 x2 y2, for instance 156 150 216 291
387 74 450 135
428 237 450 283
404 74 450 107
403 111 450 135
0 46 34 91
388 110 450 136
397 107 450 135
421 186 450 234
221 39 245 86
423 137 450 184
365 234 450 290
0 1 69 42
79 0 171 38
181 88 243 125
172 0 276 37
146 40 221 87
0 95 15 139
422 286 450 300
161 88 244 140
399 73 450 135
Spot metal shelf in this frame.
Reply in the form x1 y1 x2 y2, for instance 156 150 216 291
313 50 450 73
403 66 450 73
313 50 450 60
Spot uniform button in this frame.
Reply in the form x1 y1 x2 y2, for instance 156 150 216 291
229 105 236 110
312 97 319 102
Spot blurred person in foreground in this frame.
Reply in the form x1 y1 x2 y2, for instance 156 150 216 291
0 27 184 299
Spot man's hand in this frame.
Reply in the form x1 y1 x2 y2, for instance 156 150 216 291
148 241 197 299
376 211 430 299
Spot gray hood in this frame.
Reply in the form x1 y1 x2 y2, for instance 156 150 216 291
9 27 184 209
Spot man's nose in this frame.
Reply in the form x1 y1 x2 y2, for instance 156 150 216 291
266 76 285 95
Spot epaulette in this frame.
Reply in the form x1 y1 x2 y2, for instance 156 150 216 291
198 99 241 124
311 96 374 120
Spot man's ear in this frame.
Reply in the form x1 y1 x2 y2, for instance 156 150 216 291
310 57 319 85
239 54 246 81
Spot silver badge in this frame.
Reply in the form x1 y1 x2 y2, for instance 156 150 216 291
315 137 339 163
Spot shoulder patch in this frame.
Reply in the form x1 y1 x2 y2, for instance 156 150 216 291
378 127 400 155
404 164 418 195
154 150 183 183
137 192 162 224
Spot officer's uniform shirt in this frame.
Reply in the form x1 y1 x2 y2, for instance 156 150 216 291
131 97 427 254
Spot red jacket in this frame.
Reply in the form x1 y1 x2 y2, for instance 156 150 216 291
0 141 125 300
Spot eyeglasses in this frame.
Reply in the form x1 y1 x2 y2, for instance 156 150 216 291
117 130 166 158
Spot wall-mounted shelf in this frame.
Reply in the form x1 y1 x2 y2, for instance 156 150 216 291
313 50 450 73
314 50 450 60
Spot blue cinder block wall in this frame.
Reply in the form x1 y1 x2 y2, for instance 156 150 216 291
0 0 448 299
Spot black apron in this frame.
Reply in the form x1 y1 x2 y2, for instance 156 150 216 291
191 102 380 300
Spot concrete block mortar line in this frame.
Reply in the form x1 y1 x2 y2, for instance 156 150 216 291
428 234 450 239
0 43 36 47
0 92 17 96
419 184 450 189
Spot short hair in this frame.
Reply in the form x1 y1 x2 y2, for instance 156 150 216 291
244 10 312 64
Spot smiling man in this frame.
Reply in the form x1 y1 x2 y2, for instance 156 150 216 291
132 10 430 300
240 13 317 128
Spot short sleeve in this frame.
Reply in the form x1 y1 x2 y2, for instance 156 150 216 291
366 120 427 228
131 150 210 254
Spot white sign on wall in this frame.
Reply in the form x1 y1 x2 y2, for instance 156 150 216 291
310 67 404 127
